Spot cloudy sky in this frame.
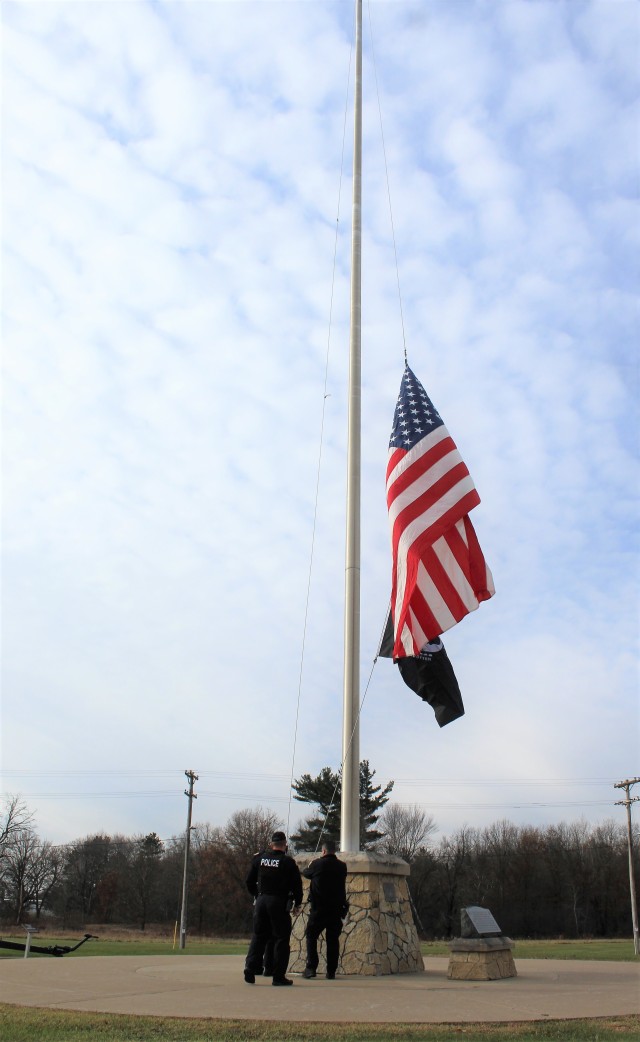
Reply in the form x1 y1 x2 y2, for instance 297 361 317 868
2 0 638 849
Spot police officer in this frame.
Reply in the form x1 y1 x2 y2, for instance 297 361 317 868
302 838 348 980
244 831 302 986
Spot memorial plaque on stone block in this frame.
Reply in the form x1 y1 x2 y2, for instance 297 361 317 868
461 906 502 938
383 882 397 903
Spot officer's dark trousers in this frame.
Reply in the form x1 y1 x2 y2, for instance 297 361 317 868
305 908 343 976
245 895 292 980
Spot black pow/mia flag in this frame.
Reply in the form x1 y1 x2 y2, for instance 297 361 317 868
379 611 465 728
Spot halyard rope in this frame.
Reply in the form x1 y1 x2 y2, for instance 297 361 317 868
286 43 354 840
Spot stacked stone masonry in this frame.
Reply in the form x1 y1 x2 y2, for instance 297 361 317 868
447 937 517 981
290 851 424 977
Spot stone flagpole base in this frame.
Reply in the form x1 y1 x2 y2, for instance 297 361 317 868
290 851 424 976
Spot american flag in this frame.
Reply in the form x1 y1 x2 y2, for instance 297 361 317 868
386 365 494 659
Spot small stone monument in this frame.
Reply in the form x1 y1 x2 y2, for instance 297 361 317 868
447 906 516 981
290 851 424 976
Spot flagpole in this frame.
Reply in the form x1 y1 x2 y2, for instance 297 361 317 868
341 0 362 854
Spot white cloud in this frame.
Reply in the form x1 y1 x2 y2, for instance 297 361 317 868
1 1 637 846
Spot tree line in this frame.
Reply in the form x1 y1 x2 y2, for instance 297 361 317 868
1 777 636 940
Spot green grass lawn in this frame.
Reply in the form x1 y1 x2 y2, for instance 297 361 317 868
0 934 247 958
0 1007 638 1042
1 936 638 1041
0 933 636 961
423 938 637 961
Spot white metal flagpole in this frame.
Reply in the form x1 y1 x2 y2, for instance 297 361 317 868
340 0 362 854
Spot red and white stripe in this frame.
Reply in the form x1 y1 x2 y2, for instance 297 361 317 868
386 424 494 658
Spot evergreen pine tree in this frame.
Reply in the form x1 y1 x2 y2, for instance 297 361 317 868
290 766 341 850
290 760 393 851
359 760 394 848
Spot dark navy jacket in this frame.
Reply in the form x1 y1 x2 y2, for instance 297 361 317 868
246 849 302 905
302 853 348 916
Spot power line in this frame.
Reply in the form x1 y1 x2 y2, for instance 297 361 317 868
1 769 619 784
3 769 626 815
13 790 292 802
0 769 291 781
393 800 616 810
11 791 618 811
395 777 618 785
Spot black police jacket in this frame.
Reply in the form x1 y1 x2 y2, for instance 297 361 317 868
302 853 348 916
246 849 303 905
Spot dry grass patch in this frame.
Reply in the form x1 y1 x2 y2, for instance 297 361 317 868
0 1007 639 1042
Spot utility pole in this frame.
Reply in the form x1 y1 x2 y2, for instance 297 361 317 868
179 770 198 950
614 776 640 956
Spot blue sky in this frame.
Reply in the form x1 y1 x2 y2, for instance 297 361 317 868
2 0 638 847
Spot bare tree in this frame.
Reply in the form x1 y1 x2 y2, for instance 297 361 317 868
438 825 477 937
0 796 37 919
3 829 38 921
2 832 60 922
127 833 164 930
378 804 437 862
224 807 283 861
222 807 283 900
27 840 61 919
0 795 35 857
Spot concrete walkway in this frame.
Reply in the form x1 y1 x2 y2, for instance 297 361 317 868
1 956 639 1023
